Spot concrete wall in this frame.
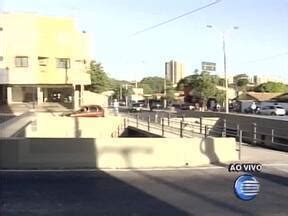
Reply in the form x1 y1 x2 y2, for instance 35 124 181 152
22 113 125 138
82 91 108 108
0 137 237 169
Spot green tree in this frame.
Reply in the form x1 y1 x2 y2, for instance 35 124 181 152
89 61 111 93
236 79 249 92
254 81 288 93
139 76 165 93
177 71 222 103
139 83 153 94
109 79 132 100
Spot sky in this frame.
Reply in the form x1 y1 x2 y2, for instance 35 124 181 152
1 0 288 81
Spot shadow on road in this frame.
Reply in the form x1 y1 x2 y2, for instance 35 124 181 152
0 171 189 216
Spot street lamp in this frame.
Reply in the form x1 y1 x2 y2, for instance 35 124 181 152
206 25 239 113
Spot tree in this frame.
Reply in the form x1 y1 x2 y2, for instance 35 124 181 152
139 76 165 93
254 81 288 93
236 79 249 92
138 83 153 94
109 79 131 100
177 71 223 104
89 61 111 93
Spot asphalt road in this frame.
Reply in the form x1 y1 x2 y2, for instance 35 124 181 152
1 165 287 216
0 115 15 124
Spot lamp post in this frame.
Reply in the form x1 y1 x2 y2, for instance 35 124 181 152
163 76 167 109
206 25 239 113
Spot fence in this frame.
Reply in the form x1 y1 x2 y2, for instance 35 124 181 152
124 112 288 152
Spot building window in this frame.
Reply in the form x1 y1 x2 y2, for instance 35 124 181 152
38 57 49 66
0 56 3 61
56 58 70 68
15 56 29 67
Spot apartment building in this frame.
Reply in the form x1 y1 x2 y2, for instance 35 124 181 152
165 60 185 85
0 12 91 107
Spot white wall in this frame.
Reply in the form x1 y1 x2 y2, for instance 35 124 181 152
82 91 108 107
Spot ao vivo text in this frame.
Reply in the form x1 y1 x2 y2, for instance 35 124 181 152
228 163 263 172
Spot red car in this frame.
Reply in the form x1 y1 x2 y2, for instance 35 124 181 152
61 105 105 117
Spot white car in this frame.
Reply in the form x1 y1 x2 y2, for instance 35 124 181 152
259 105 286 116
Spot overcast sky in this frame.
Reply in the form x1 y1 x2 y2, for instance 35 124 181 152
2 0 288 81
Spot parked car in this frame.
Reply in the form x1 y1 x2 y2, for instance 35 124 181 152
129 103 143 112
149 101 163 111
119 101 126 106
259 105 286 116
180 103 195 110
60 105 105 117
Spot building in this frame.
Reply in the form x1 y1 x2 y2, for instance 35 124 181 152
129 88 144 103
233 91 288 112
165 60 185 85
0 12 91 108
253 75 284 86
233 74 253 84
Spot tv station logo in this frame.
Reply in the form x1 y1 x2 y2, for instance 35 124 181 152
228 163 262 201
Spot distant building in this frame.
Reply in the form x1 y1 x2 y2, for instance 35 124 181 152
165 60 185 85
0 12 91 107
236 92 283 102
233 74 253 84
129 88 144 103
253 75 284 85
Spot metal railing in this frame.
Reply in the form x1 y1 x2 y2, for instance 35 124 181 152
123 112 288 152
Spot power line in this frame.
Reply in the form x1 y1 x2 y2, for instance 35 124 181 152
242 52 288 64
130 0 222 36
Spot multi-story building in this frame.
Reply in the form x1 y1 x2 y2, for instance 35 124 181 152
0 12 91 107
165 60 185 85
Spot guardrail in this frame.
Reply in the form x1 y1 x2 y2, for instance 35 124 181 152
124 112 288 152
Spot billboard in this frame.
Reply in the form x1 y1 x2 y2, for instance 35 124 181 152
202 62 216 71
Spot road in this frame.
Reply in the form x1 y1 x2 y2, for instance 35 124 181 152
0 115 15 124
1 164 287 216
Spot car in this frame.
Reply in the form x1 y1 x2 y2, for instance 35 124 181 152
60 105 105 117
259 105 286 116
129 103 143 112
149 102 163 111
180 103 195 110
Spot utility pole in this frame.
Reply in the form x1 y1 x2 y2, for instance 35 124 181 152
163 78 167 109
222 33 229 113
125 84 128 106
119 85 122 101
206 25 239 113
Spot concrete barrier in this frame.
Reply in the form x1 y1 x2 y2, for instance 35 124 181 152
12 113 125 138
0 137 237 169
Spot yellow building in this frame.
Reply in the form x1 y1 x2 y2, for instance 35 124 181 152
0 12 91 107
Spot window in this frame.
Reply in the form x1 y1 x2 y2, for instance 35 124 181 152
56 58 70 68
38 57 48 66
0 56 3 61
15 56 28 67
